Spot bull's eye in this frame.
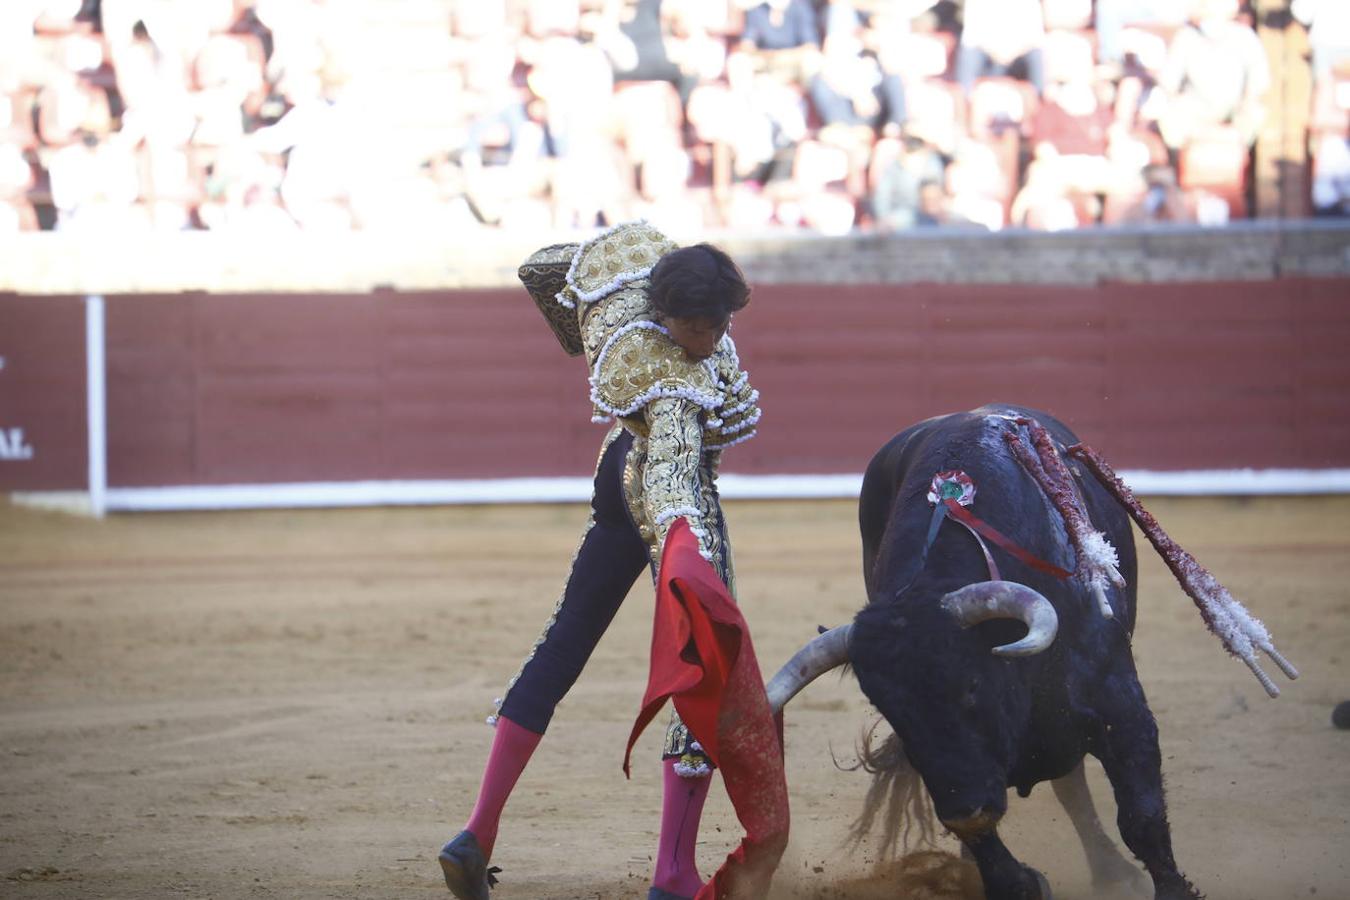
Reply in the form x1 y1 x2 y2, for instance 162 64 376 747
960 676 981 710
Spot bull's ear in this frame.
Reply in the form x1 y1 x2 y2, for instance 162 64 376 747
939 581 1059 657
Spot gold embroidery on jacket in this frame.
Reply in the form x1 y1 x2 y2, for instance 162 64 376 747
640 397 728 577
581 285 651 360
569 222 678 300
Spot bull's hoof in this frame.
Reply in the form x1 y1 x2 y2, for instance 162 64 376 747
1154 875 1205 900
1031 867 1052 899
984 865 1051 900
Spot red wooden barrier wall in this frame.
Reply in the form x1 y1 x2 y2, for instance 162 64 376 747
2 278 1347 493
0 295 87 490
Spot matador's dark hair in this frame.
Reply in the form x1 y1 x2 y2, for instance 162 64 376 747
648 243 750 323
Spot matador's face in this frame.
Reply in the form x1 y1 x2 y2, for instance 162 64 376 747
664 315 729 362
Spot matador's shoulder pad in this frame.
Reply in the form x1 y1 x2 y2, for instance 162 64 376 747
590 323 720 419
568 222 679 304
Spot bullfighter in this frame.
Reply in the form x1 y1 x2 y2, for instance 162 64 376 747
438 221 787 900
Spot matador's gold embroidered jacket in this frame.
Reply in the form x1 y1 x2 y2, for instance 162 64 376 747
521 222 761 577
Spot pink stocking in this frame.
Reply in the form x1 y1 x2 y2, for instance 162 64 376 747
652 759 711 897
462 716 543 862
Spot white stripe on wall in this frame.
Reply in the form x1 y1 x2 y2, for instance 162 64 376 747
85 295 107 518
11 469 1350 514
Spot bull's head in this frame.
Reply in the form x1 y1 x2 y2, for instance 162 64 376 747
765 581 1059 712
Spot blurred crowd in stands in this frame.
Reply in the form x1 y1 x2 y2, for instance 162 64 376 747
1 0 1347 236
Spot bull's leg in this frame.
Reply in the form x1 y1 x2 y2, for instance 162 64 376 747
1095 682 1203 900
944 812 1050 900
1052 762 1148 893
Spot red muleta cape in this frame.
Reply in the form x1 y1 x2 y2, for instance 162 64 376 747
624 518 790 900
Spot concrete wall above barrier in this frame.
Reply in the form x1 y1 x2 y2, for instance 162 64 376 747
2 221 1347 295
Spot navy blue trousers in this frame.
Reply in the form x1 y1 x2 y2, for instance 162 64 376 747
497 431 652 734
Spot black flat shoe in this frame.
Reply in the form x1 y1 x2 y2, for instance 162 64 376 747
647 887 695 900
438 830 500 900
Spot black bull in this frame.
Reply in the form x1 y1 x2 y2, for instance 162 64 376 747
765 405 1204 900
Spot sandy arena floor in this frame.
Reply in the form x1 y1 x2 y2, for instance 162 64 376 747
1 495 1347 899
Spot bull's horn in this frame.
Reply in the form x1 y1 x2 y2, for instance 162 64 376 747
765 624 853 715
939 581 1059 657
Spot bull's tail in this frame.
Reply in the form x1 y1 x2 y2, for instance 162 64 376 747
841 718 938 859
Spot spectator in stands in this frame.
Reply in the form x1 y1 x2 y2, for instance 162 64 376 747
1294 0 1350 211
247 67 360 230
197 141 293 231
35 69 113 148
0 3 45 89
248 0 329 96
779 135 855 230
943 137 1007 229
525 33 611 160
191 32 267 148
46 129 144 231
2 0 1326 233
458 30 534 167
594 0 700 108
1108 162 1198 223
954 0 1047 99
523 33 631 227
0 128 38 232
716 47 809 186
521 0 582 39
1292 0 1350 88
1094 0 1187 70
0 201 40 233
452 0 543 226
1310 130 1349 217
1157 0 1269 150
1027 46 1123 200
139 139 198 229
633 141 708 231
1010 157 1082 230
858 0 943 142
868 132 946 229
737 0 821 85
662 0 734 87
911 176 989 228
808 9 903 144
104 18 197 149
740 0 819 52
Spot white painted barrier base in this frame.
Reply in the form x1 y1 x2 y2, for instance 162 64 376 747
11 469 1350 515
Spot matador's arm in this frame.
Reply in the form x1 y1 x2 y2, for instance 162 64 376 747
642 396 717 565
